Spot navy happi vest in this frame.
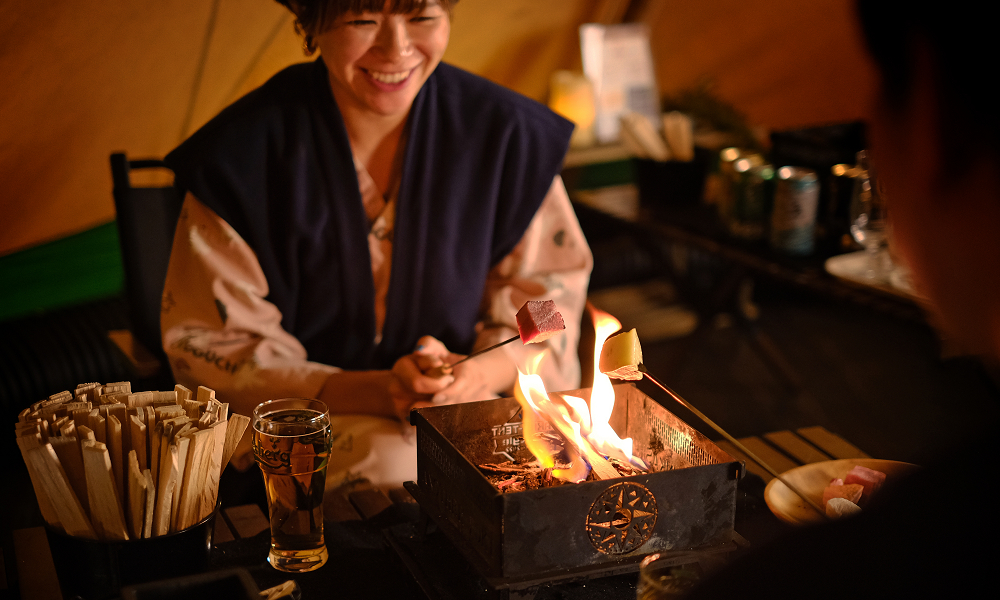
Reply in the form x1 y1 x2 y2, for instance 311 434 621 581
166 59 573 369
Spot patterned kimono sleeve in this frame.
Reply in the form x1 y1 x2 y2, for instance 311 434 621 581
479 176 594 392
161 194 338 417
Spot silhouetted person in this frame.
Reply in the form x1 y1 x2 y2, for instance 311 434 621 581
687 2 999 596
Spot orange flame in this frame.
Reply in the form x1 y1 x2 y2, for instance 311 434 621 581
511 306 646 483
514 360 590 482
585 307 643 468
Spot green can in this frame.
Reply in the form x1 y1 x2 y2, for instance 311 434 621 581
769 166 820 255
713 147 741 222
728 160 774 240
716 148 764 220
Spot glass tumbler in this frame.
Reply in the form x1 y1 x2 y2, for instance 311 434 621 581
849 150 891 280
252 398 332 572
636 553 700 600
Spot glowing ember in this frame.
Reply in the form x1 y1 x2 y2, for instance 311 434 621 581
512 308 648 483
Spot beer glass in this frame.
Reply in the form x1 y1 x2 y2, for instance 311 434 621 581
252 398 331 572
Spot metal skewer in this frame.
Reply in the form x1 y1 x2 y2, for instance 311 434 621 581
435 334 520 374
638 364 829 519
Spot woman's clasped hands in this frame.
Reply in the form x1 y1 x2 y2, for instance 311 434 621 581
388 335 516 422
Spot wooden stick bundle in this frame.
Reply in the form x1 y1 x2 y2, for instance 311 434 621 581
14 381 251 541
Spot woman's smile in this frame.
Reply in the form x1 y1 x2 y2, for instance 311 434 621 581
364 68 415 85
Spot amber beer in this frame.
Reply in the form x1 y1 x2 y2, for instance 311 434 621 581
252 398 332 572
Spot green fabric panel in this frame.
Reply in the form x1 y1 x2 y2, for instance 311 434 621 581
0 222 124 322
567 159 636 190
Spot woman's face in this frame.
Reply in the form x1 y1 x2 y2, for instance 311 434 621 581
317 1 450 119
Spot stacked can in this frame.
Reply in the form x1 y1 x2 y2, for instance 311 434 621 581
728 159 774 240
714 147 742 223
716 148 766 227
769 166 820 255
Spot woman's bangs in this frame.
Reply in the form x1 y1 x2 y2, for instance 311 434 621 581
313 0 452 34
336 0 438 16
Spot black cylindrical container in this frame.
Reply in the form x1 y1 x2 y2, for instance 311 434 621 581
45 507 216 600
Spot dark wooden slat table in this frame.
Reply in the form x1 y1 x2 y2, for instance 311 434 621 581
715 425 869 484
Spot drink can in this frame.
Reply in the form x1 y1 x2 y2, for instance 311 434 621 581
713 147 742 220
715 147 764 225
770 166 820 255
728 161 774 240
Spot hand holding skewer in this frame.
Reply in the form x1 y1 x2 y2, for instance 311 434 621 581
390 300 568 416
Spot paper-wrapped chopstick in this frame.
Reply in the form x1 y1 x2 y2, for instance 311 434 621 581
14 381 251 541
620 111 672 162
617 110 695 163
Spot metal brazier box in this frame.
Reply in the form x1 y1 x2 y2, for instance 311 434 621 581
407 383 742 587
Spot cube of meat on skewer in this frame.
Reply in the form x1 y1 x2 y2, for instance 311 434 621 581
515 300 566 344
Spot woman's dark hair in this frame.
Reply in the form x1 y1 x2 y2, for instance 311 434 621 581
275 0 456 52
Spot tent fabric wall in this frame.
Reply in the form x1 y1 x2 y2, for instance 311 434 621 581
0 0 876 258
1 0 304 256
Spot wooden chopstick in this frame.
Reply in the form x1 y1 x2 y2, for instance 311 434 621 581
16 381 251 541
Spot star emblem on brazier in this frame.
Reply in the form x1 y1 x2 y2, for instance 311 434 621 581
585 482 657 554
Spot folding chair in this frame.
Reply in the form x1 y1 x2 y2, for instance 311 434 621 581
108 152 183 383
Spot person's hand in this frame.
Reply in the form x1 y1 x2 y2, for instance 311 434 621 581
405 335 518 407
388 336 458 421
430 356 498 406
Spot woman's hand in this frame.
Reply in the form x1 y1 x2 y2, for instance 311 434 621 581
433 353 508 405
388 336 457 421
390 336 518 414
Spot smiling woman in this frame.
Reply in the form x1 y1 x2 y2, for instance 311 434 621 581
285 1 454 117
158 0 592 487
309 1 454 193
320 4 450 118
